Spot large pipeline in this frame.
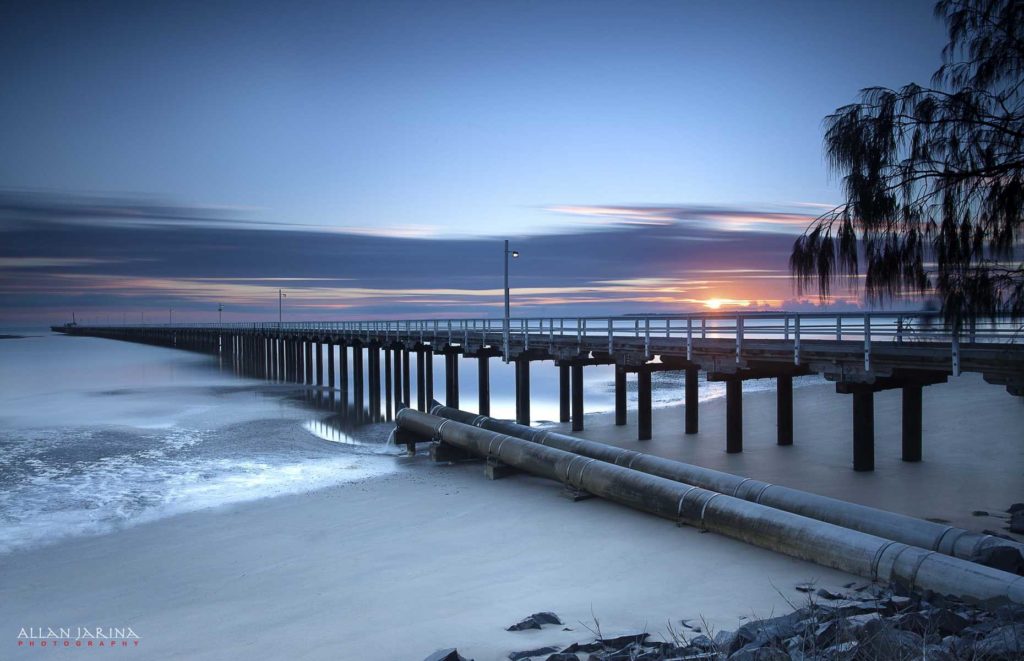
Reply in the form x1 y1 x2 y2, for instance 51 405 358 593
397 408 1024 605
429 403 1024 569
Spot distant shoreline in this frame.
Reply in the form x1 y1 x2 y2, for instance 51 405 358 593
0 334 27 339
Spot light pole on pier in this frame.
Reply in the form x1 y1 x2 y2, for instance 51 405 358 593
503 239 519 363
169 308 173 324
278 289 286 329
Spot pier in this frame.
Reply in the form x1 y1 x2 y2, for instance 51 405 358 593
54 311 1024 472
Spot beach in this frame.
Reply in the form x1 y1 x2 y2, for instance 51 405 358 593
4 367 1021 660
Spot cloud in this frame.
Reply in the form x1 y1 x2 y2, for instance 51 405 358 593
544 203 824 235
0 190 873 323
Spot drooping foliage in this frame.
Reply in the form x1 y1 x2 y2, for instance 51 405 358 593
790 0 1024 329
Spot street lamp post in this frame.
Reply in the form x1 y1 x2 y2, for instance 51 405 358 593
503 239 519 362
278 289 286 329
169 308 173 324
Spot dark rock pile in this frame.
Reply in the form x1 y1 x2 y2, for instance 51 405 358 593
424 585 1024 660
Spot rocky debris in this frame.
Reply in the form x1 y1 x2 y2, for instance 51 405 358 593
1008 503 1024 514
507 612 564 631
974 545 1024 575
1009 510 1024 534
423 649 472 661
507 646 559 660
495 587 1024 660
973 510 990 516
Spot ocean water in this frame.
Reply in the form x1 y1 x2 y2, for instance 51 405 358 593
0 330 826 555
0 331 400 555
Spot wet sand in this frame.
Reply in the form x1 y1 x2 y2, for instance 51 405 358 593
2 373 1021 660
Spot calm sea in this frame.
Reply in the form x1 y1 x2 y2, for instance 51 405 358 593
0 329 823 554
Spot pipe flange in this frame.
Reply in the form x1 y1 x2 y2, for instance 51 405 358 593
870 541 898 582
907 550 936 592
698 493 722 531
753 483 774 504
676 486 699 524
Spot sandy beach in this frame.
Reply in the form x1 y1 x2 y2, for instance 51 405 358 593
3 373 1022 660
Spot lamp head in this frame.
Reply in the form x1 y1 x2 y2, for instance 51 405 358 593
511 250 520 258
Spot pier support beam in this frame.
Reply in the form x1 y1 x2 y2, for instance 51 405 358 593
777 374 793 446
445 351 460 408
725 377 743 453
614 366 627 426
339 343 349 401
384 349 393 421
393 348 403 407
559 365 570 423
368 346 380 421
637 366 652 441
685 366 699 434
851 385 875 471
478 354 490 417
416 349 426 412
316 342 324 386
902 384 923 462
352 344 364 418
571 363 584 432
425 348 434 406
515 358 530 426
304 341 313 384
327 343 335 390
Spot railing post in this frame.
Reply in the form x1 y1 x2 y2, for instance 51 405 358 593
794 314 801 365
837 317 842 342
784 315 790 341
897 316 904 344
952 332 961 376
522 318 528 350
644 318 650 358
735 316 743 364
863 314 871 372
686 319 693 361
607 318 613 354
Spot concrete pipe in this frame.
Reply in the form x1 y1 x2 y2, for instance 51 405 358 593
397 408 1023 605
428 403 1024 570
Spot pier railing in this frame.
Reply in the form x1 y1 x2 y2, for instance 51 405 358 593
65 311 1023 376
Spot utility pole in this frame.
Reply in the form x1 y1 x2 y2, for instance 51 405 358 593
503 239 519 362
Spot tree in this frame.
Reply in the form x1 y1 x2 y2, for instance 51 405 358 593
790 0 1024 330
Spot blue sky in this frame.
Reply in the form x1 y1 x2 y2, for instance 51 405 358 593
0 0 947 323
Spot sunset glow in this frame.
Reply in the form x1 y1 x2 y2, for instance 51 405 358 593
703 298 752 310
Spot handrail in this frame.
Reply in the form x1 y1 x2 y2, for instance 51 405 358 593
60 311 1024 379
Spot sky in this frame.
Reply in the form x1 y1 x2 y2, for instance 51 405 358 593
0 0 948 325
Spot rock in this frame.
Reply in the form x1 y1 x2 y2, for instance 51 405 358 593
543 654 579 661
713 630 738 654
508 646 559 661
819 640 858 660
856 620 923 658
794 582 815 593
424 649 472 661
1009 510 1024 534
814 587 849 601
507 612 563 631
927 607 970 635
559 642 603 654
688 634 715 651
975 623 1024 657
596 633 648 648
727 645 788 660
1008 503 1024 514
922 643 956 661
973 510 990 516
975 545 1024 574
